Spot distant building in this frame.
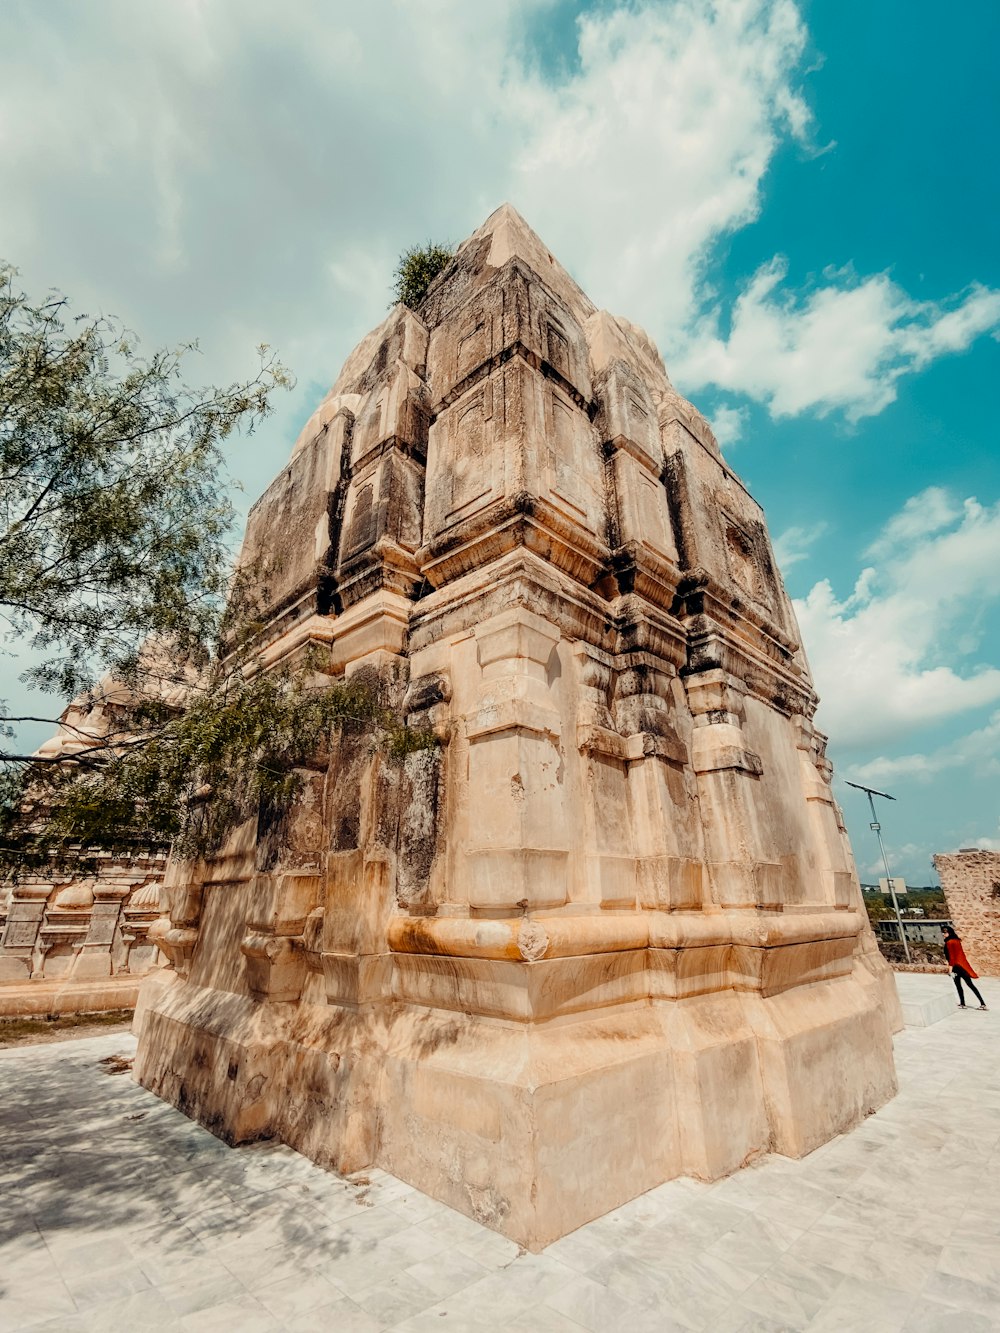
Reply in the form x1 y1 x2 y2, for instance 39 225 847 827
875 918 951 946
0 680 167 990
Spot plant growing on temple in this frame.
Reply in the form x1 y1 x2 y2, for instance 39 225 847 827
391 242 453 309
0 654 435 874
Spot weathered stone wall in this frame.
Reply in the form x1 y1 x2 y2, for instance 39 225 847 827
133 205 900 1251
934 850 1000 976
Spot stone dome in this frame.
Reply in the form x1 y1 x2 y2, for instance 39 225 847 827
51 884 94 910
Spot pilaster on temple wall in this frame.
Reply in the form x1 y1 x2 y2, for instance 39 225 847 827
934 849 1000 976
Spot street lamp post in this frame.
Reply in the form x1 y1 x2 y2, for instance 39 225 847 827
844 780 911 964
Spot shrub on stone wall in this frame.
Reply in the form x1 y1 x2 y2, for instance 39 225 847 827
392 243 453 309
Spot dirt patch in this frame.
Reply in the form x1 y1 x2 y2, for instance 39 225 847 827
347 1172 373 1206
0 1010 134 1048
98 1053 134 1075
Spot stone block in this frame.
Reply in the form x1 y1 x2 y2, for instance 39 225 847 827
895 972 959 1026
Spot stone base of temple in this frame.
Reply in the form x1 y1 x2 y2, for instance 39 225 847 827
134 946 900 1251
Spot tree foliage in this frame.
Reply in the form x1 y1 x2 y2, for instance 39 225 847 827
0 661 434 875
0 262 289 702
392 242 453 309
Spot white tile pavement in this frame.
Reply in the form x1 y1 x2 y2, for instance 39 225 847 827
0 973 997 1332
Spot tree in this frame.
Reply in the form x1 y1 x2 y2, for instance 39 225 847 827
0 263 283 867
0 262 434 877
863 894 892 923
0 261 287 703
392 242 453 309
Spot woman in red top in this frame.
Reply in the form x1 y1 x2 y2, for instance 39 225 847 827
942 926 988 1010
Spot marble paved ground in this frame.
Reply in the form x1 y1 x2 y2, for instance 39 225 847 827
1 975 998 1333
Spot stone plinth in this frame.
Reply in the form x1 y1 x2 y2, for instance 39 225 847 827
895 972 956 1027
134 205 900 1251
0 974 143 1017
934 849 1000 976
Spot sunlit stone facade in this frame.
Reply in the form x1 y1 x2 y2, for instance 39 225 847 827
134 206 901 1250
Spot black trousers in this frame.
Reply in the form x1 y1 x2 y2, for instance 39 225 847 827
952 966 985 1007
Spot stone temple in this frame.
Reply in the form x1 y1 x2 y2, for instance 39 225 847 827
134 205 902 1251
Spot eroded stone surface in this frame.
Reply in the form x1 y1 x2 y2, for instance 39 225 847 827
134 205 901 1251
934 849 1000 976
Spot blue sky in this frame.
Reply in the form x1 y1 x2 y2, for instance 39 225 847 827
1 0 997 882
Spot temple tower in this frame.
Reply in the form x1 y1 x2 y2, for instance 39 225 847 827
134 206 901 1250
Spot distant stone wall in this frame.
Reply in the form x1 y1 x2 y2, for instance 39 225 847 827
933 850 1000 976
0 854 165 989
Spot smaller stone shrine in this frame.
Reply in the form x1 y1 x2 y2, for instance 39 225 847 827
0 683 166 995
934 849 1000 976
0 860 162 986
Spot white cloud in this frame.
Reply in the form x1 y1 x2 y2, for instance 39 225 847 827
928 821 1000 855
796 489 1000 748
1 0 996 482
773 521 829 570
707 404 749 448
0 0 544 501
857 844 927 882
513 0 812 335
845 710 1000 786
675 261 1000 420
968 827 1000 852
864 486 962 559
0 0 817 523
